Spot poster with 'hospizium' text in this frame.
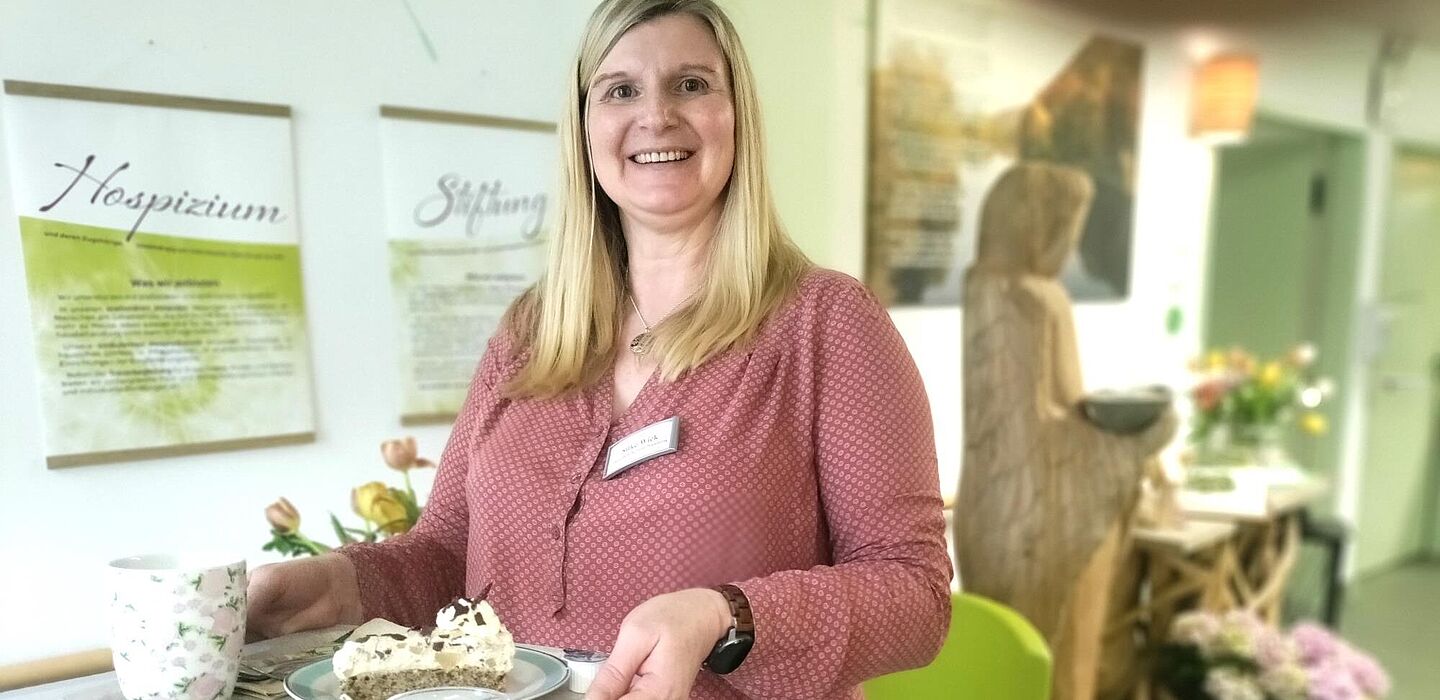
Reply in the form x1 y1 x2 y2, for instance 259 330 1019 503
380 107 554 424
2 81 315 467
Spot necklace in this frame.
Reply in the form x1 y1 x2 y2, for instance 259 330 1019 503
627 291 695 356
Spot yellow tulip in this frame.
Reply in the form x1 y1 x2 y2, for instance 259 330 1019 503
1259 361 1284 388
1206 350 1226 372
352 482 409 534
264 497 300 534
1300 412 1328 435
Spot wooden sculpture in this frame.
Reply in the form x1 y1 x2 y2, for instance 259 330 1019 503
954 162 1176 700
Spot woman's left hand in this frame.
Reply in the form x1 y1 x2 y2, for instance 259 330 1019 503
585 588 733 700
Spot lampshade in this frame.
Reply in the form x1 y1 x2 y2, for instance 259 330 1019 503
1190 53 1259 143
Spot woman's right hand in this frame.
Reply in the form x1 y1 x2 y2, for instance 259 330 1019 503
246 553 364 641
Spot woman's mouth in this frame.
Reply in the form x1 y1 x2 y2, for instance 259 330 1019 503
629 150 694 164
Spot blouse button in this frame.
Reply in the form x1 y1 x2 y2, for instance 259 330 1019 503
551 526 562 540
570 473 584 484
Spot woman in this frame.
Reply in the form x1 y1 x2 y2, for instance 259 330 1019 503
246 1 951 698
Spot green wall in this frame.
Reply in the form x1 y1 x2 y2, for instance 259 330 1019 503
1204 118 1364 484
1306 134 1365 489
1205 137 1316 359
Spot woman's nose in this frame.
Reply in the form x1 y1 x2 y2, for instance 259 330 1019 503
638 92 679 130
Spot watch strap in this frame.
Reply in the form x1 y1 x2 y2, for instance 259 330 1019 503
704 584 755 674
714 584 754 634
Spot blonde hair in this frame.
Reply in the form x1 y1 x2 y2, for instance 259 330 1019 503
505 0 810 398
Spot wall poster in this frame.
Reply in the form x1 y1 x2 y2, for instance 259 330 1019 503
379 106 555 424
867 1 1144 306
1 81 315 467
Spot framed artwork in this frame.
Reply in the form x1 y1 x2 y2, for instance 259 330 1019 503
867 0 1144 305
378 106 555 424
2 80 314 467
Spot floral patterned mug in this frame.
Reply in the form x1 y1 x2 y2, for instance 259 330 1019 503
106 554 247 700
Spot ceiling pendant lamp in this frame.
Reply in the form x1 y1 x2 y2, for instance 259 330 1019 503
1190 53 1259 144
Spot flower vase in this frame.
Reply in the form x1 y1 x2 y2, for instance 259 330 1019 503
1232 423 1292 467
1196 424 1291 467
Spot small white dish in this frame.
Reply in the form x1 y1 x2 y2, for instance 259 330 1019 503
562 649 608 693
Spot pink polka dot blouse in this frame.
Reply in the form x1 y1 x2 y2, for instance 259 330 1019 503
343 269 952 699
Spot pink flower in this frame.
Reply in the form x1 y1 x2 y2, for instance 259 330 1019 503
381 436 435 471
1344 648 1391 697
1193 379 1229 412
1290 622 1342 665
1305 658 1363 700
189 674 224 699
209 608 239 635
265 497 301 533
1255 627 1298 670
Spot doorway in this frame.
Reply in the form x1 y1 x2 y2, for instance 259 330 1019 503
1202 115 1367 482
1354 146 1440 574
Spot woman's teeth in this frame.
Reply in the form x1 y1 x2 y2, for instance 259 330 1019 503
631 150 692 164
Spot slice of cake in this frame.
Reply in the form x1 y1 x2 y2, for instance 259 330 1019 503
333 597 516 700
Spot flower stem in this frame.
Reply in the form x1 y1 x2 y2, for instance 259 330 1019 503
297 533 331 555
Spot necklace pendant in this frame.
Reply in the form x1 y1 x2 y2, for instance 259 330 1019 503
628 331 654 356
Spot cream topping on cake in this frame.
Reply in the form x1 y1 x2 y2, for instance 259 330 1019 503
333 597 515 680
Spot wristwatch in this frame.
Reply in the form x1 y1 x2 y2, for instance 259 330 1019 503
703 584 754 674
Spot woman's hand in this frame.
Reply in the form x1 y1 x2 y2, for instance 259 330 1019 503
585 588 733 700
246 553 364 641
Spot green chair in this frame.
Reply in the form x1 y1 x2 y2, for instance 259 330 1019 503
863 593 1052 700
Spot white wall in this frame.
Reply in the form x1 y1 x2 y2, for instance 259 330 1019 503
0 0 876 665
0 0 593 663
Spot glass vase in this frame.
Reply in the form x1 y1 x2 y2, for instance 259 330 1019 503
1196 423 1292 467
1232 423 1291 466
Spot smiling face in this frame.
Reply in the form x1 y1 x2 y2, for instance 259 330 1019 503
585 13 736 233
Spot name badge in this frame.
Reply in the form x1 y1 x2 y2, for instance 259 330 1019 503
604 416 681 480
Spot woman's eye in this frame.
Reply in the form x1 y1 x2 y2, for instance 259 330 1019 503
679 78 707 93
608 84 636 99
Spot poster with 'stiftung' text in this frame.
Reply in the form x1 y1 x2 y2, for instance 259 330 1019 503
380 106 554 424
2 81 315 467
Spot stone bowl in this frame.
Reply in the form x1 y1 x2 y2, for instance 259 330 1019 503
1081 385 1173 434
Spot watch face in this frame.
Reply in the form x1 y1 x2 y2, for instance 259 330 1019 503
706 635 754 675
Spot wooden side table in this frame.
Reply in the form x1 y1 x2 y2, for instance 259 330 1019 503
1182 479 1328 624
1101 519 1238 698
1104 477 1329 698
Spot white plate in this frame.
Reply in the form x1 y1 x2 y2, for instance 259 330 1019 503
284 646 569 700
